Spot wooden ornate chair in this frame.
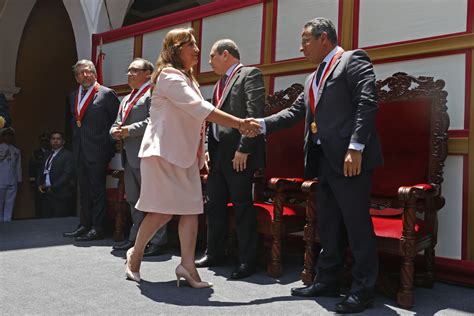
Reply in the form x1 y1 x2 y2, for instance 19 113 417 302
106 169 130 241
301 72 449 308
203 83 307 277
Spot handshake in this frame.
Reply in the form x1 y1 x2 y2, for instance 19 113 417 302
238 118 262 137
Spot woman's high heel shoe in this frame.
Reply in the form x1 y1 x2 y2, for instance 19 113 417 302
125 248 141 282
175 264 212 288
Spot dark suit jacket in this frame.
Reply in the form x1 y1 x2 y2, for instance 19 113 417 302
265 49 383 178
208 66 266 170
37 148 74 198
69 84 120 165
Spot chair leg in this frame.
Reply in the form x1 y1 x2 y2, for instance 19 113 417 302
397 252 415 309
113 202 127 242
301 224 315 285
268 221 282 278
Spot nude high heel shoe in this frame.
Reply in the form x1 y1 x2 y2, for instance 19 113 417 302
125 248 141 282
175 264 213 288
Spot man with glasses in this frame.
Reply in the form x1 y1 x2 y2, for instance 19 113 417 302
110 58 168 255
63 59 119 241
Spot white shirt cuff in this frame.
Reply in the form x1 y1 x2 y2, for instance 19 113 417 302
256 118 266 134
349 142 365 152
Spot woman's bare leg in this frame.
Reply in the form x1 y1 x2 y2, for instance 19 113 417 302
178 214 201 281
130 212 173 271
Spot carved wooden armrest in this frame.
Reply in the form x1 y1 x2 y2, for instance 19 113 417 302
398 183 439 202
301 179 319 194
397 183 442 245
268 177 305 192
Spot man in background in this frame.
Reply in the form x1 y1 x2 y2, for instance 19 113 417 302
110 58 167 255
37 131 74 218
63 59 119 241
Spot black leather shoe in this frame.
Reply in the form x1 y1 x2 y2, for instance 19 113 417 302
195 254 224 268
112 240 134 251
291 282 340 297
63 225 88 238
75 228 104 241
229 263 255 280
335 293 374 313
143 243 167 257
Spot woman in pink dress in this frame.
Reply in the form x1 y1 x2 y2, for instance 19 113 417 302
124 28 259 288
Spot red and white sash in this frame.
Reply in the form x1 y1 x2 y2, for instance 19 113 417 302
309 49 344 114
75 82 100 125
213 63 243 109
119 83 151 126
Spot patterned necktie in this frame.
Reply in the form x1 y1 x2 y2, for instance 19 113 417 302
315 62 326 86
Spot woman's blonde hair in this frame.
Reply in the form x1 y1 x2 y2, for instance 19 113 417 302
151 28 197 85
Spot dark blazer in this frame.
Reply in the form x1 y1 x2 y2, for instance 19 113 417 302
69 85 120 165
265 49 383 178
37 148 74 198
208 66 266 170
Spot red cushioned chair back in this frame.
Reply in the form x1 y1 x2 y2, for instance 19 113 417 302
372 98 432 197
371 73 449 198
264 84 305 180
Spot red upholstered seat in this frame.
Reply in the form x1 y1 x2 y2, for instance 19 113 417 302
254 202 305 221
372 215 433 239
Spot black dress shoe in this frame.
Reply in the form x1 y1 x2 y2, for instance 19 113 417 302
229 263 255 280
75 228 104 241
143 243 167 257
291 282 340 297
195 254 224 268
112 240 134 251
335 293 374 314
63 225 88 238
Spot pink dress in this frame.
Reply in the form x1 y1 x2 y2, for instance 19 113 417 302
135 68 215 214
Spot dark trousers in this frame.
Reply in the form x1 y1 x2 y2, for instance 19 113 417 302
205 151 257 265
41 193 73 218
315 148 378 294
77 158 107 231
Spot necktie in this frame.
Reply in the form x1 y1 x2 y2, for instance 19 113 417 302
129 89 137 101
218 74 228 96
315 62 326 86
45 152 54 171
80 88 88 100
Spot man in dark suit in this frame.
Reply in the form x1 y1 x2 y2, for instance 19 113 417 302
63 59 119 241
250 18 383 313
37 131 74 218
110 58 167 255
195 39 265 279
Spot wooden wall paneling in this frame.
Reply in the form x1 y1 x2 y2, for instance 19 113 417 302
340 0 354 50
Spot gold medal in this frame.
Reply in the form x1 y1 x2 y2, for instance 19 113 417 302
310 122 317 134
76 120 82 128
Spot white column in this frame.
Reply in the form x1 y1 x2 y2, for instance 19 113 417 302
63 0 134 60
0 0 37 100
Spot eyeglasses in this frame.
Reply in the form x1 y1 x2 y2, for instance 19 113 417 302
127 68 146 74
301 37 313 46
